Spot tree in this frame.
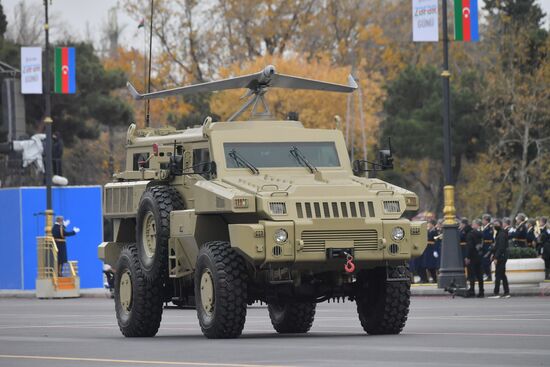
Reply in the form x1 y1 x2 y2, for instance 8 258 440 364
0 3 7 40
6 1 44 45
379 66 485 213
481 0 550 216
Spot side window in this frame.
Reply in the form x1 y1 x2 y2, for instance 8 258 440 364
133 152 149 170
193 148 211 176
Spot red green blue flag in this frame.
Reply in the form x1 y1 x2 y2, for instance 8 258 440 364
454 0 479 42
54 47 76 94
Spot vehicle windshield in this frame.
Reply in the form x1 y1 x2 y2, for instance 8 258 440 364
224 142 340 169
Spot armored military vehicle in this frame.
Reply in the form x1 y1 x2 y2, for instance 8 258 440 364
99 66 427 339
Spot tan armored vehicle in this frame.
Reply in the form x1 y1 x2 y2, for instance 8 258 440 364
99 66 427 339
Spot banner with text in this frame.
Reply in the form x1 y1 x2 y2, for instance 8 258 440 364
412 0 439 42
21 47 43 94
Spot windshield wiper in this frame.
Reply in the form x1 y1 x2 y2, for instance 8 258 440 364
290 146 318 173
228 149 260 175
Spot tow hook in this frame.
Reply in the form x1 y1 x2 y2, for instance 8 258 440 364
343 251 356 273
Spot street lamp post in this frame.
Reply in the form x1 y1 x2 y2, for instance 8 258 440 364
437 0 466 291
43 0 53 236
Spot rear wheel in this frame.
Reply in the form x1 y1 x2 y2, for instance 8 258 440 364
114 245 164 337
268 302 316 334
356 265 411 335
136 186 184 282
194 241 248 339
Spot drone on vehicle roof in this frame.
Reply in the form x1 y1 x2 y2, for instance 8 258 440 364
127 65 358 121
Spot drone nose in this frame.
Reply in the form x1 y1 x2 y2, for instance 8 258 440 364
263 65 276 78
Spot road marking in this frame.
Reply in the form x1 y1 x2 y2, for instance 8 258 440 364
405 331 550 338
0 354 296 367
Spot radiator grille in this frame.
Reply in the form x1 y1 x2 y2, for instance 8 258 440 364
300 229 378 253
296 201 375 219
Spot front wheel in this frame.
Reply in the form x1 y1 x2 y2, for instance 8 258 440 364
268 302 316 334
194 241 248 339
356 265 411 335
114 245 164 337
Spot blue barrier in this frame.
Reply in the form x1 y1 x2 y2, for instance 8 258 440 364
0 186 103 289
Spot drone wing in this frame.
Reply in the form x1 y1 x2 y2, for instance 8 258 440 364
127 65 357 100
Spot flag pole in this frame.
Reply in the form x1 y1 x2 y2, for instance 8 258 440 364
43 0 53 236
437 0 466 292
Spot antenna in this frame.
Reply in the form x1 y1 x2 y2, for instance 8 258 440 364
145 0 154 127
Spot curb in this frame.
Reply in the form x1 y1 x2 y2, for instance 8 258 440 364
0 288 111 299
2 283 549 299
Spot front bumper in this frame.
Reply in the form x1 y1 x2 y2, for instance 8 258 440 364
229 219 427 265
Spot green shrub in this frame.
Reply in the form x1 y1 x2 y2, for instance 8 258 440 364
508 247 538 259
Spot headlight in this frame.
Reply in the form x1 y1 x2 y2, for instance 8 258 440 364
274 228 288 244
391 227 405 241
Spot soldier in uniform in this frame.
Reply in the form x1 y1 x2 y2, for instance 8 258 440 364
481 214 493 281
424 220 440 283
513 213 528 247
536 217 550 280
459 218 468 263
490 219 510 298
526 219 537 248
503 217 515 247
51 216 80 276
465 219 484 298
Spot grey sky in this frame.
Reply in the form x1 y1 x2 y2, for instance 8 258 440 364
2 0 549 51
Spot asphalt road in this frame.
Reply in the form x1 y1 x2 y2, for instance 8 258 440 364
0 296 549 367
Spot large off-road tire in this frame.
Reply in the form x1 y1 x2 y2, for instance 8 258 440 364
114 245 164 337
356 265 411 335
194 241 248 339
268 302 316 334
136 185 184 282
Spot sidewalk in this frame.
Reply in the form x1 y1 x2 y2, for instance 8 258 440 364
411 280 550 297
2 281 549 299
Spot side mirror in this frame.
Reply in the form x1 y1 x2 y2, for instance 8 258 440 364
169 155 183 176
351 137 394 175
200 161 217 178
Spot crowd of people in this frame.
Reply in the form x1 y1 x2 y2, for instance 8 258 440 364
411 214 550 298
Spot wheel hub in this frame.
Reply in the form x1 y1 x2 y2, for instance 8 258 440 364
200 270 215 316
119 270 132 313
142 211 157 258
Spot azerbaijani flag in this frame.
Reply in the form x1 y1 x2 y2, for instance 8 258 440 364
54 47 76 94
454 0 479 42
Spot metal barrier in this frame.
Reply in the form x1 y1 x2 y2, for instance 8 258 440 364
36 236 80 298
36 236 58 284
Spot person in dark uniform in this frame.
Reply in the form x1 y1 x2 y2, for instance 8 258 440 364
435 219 443 270
503 217 515 248
481 214 494 281
52 132 64 176
459 218 468 262
459 218 469 278
490 219 510 298
51 216 80 276
416 234 429 284
465 219 484 298
526 219 537 248
513 213 528 247
536 216 550 280
423 220 439 283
